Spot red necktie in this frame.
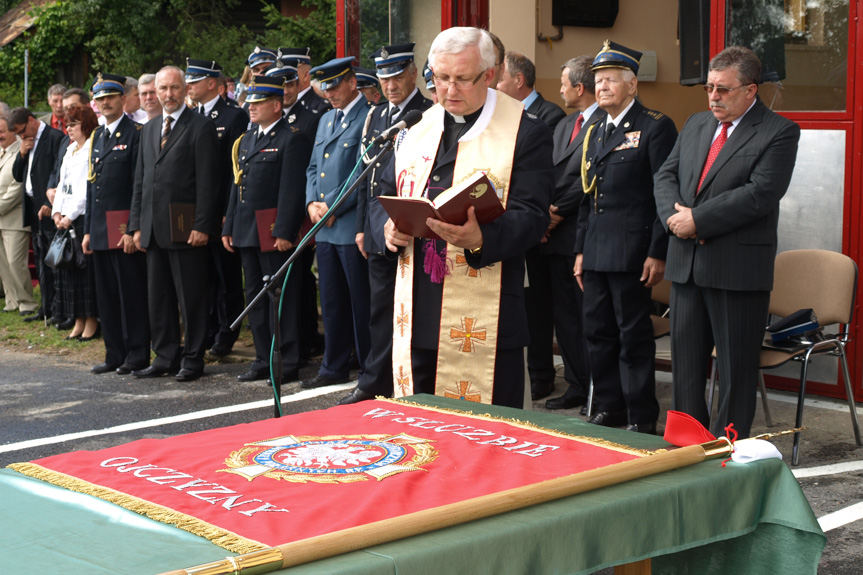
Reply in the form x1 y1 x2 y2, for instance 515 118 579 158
569 113 584 144
697 122 731 192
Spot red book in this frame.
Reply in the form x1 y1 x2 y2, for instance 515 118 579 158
255 208 278 252
378 172 504 240
105 210 130 249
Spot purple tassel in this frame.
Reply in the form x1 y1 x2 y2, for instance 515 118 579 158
423 240 450 284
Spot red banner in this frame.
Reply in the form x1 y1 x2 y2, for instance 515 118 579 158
13 400 646 552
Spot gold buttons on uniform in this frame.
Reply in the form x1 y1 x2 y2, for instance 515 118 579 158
320 193 325 198
321 172 325 178
324 153 329 158
432 175 440 182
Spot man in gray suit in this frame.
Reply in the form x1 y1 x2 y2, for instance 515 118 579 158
654 46 800 438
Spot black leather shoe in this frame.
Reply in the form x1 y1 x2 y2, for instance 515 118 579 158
545 387 588 410
587 410 628 427
337 386 375 405
116 363 147 375
301 374 350 389
237 369 269 382
209 342 232 357
625 422 657 435
91 362 121 374
132 365 176 378
56 318 75 330
51 315 65 325
19 309 39 316
175 368 203 382
530 380 555 401
22 312 45 322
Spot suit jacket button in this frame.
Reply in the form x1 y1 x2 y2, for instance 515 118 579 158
320 193 325 199
432 175 440 182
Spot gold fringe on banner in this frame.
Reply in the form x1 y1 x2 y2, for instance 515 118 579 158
7 462 266 554
382 398 662 457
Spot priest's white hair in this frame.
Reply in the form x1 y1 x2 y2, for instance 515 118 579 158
428 27 496 71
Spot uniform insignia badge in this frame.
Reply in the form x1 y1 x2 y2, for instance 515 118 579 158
312 109 319 115
380 108 387 118
254 47 261 54
381 48 389 59
220 433 437 483
613 131 642 151
288 114 296 123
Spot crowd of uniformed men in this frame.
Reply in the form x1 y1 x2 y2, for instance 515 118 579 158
0 26 798 438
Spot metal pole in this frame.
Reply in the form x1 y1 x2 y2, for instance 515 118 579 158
24 49 29 108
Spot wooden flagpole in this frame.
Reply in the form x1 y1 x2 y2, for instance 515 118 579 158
158 438 733 575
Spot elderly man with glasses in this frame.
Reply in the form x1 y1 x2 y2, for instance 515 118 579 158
654 46 800 438
376 26 554 409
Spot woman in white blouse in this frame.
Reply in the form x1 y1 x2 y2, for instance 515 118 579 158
52 104 99 340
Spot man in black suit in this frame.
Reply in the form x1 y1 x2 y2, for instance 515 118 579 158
535 55 599 410
185 58 250 358
278 47 330 363
497 51 566 131
574 41 677 434
9 107 66 323
654 47 800 438
223 75 312 383
338 43 433 405
377 27 553 409
82 73 150 375
129 65 220 382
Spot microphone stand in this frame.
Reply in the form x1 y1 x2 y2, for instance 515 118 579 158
230 139 396 418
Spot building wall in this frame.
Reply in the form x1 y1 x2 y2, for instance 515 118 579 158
490 0 708 128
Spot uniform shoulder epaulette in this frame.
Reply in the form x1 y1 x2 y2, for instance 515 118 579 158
643 109 666 121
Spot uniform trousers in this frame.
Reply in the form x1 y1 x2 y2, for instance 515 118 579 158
410 346 525 409
239 247 301 377
670 279 769 438
207 243 245 349
582 270 659 424
146 244 210 372
0 227 37 312
526 249 590 395
92 249 150 368
357 252 397 396
316 241 370 379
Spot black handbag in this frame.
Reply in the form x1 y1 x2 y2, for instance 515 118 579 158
44 228 86 270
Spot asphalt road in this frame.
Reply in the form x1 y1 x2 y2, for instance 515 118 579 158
1 349 862 573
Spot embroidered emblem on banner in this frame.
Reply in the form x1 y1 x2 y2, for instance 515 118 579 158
396 303 409 337
220 434 438 484
450 317 487 352
612 131 641 151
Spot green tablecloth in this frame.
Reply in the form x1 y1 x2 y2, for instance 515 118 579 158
0 395 825 574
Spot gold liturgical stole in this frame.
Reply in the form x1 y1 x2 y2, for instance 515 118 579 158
391 90 522 404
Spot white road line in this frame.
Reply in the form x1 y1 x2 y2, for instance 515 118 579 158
793 460 863 479
0 382 355 455
818 501 863 532
764 390 863 415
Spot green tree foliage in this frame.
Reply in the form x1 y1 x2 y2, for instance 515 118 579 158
0 0 336 107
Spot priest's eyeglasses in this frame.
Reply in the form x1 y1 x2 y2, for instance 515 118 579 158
433 71 485 90
702 84 750 95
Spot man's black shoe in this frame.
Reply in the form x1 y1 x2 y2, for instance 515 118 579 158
56 318 75 330
175 368 203 382
237 369 269 382
545 387 588 410
337 386 375 405
116 363 147 375
132 365 176 378
19 309 39 317
625 422 657 435
22 312 45 322
91 362 121 374
208 342 232 357
530 380 555 401
587 410 628 427
301 374 350 389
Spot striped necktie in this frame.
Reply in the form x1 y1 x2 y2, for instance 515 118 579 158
697 122 731 193
161 116 173 149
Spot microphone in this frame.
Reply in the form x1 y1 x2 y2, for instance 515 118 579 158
370 109 424 145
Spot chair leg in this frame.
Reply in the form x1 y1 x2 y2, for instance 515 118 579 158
792 353 814 466
757 370 773 427
586 376 594 419
838 346 862 447
707 361 718 427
